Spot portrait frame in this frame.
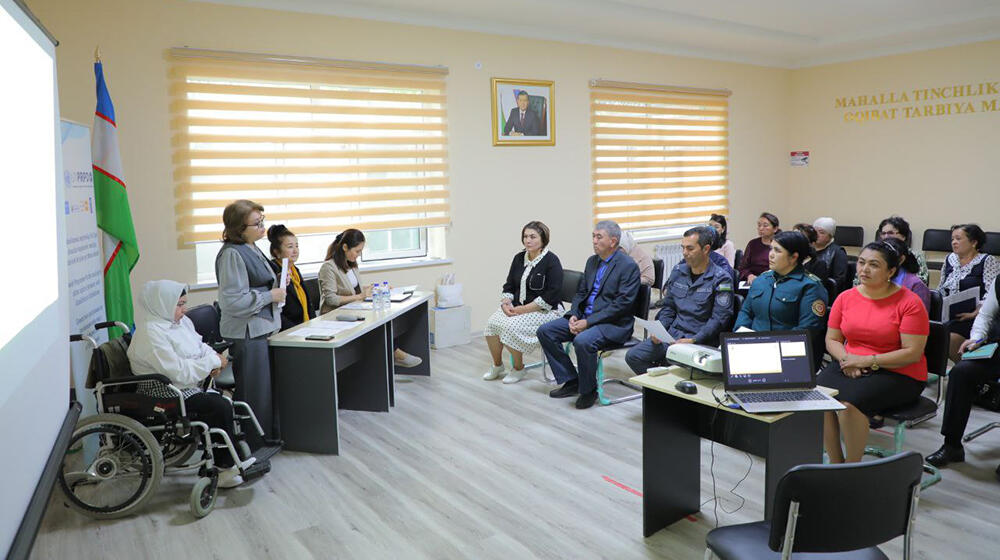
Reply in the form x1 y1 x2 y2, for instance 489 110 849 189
491 77 555 146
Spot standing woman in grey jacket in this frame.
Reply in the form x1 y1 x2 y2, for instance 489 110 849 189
215 200 286 448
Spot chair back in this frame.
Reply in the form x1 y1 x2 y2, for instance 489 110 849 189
733 249 743 271
652 258 664 290
185 303 223 345
562 269 584 304
768 451 922 553
823 277 838 303
834 225 864 248
303 277 320 311
922 228 951 253
633 284 651 321
984 231 1000 256
925 320 949 377
928 290 942 323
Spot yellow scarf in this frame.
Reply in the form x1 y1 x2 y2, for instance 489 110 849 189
276 260 310 324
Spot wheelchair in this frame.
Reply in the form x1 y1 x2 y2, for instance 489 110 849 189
60 322 271 519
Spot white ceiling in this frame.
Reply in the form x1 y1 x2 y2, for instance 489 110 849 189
198 0 1000 68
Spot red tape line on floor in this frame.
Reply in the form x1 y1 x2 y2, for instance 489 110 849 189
602 475 642 497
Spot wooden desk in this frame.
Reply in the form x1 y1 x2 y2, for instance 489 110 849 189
268 292 432 454
630 366 836 537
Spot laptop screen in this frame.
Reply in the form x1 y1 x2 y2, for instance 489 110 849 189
721 330 815 391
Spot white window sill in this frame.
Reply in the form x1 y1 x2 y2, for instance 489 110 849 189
189 256 453 292
632 231 686 244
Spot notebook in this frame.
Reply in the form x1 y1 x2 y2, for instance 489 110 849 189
720 330 845 413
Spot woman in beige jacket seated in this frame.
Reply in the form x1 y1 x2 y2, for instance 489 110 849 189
318 229 422 368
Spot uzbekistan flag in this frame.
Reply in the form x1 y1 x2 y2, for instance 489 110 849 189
93 60 139 339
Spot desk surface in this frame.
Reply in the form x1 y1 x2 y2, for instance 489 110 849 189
269 291 433 349
629 366 837 424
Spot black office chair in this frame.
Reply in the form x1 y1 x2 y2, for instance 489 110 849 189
863 321 949 489
595 284 651 406
704 451 923 560
652 257 664 302
734 249 743 271
835 226 865 248
928 289 943 324
185 303 236 391
302 277 320 314
984 231 1000 256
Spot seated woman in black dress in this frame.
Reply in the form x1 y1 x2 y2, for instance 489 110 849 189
937 224 1000 362
266 224 316 331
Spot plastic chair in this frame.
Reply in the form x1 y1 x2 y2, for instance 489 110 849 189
863 321 949 489
705 451 923 560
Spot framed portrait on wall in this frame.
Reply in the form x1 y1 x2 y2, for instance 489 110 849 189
491 78 555 146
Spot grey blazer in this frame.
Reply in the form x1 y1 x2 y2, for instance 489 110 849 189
318 259 362 314
215 243 281 339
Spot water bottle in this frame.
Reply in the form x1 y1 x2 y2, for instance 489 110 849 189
381 282 391 310
371 282 379 311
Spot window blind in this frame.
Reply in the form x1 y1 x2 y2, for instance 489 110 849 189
169 48 450 246
590 80 729 231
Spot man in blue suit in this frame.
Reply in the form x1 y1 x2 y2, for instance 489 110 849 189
502 91 543 136
537 220 641 409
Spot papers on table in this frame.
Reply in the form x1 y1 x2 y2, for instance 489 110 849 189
340 301 374 310
735 326 755 333
291 322 360 338
738 281 751 291
635 318 675 344
962 342 998 361
941 286 979 322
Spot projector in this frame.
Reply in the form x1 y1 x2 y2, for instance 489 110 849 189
665 343 723 375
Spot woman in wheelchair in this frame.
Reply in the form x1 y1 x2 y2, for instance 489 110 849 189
127 279 256 488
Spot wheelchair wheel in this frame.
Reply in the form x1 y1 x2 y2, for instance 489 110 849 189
59 413 163 519
189 476 217 518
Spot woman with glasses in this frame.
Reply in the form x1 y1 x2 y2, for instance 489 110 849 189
819 241 929 463
874 216 929 285
216 199 286 449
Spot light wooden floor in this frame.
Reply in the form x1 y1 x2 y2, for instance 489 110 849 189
33 342 1000 559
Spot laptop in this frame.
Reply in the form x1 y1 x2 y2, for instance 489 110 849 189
720 330 845 413
364 285 417 303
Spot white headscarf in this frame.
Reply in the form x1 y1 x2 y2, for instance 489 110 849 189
619 230 637 253
128 279 220 389
141 279 187 324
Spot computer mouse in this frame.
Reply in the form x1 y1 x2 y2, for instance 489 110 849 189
675 380 698 394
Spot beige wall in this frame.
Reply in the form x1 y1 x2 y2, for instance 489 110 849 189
31 0 791 328
786 40 1000 246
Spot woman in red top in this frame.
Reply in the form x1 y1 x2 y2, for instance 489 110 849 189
820 241 929 463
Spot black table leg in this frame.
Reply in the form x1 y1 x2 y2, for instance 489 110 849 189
337 325 391 412
392 301 431 376
272 346 339 454
643 388 701 537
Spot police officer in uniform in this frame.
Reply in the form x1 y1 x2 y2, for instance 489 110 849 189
625 226 734 374
735 231 829 362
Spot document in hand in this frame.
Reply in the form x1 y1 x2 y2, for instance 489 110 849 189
278 258 289 308
635 317 675 344
941 286 979 322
